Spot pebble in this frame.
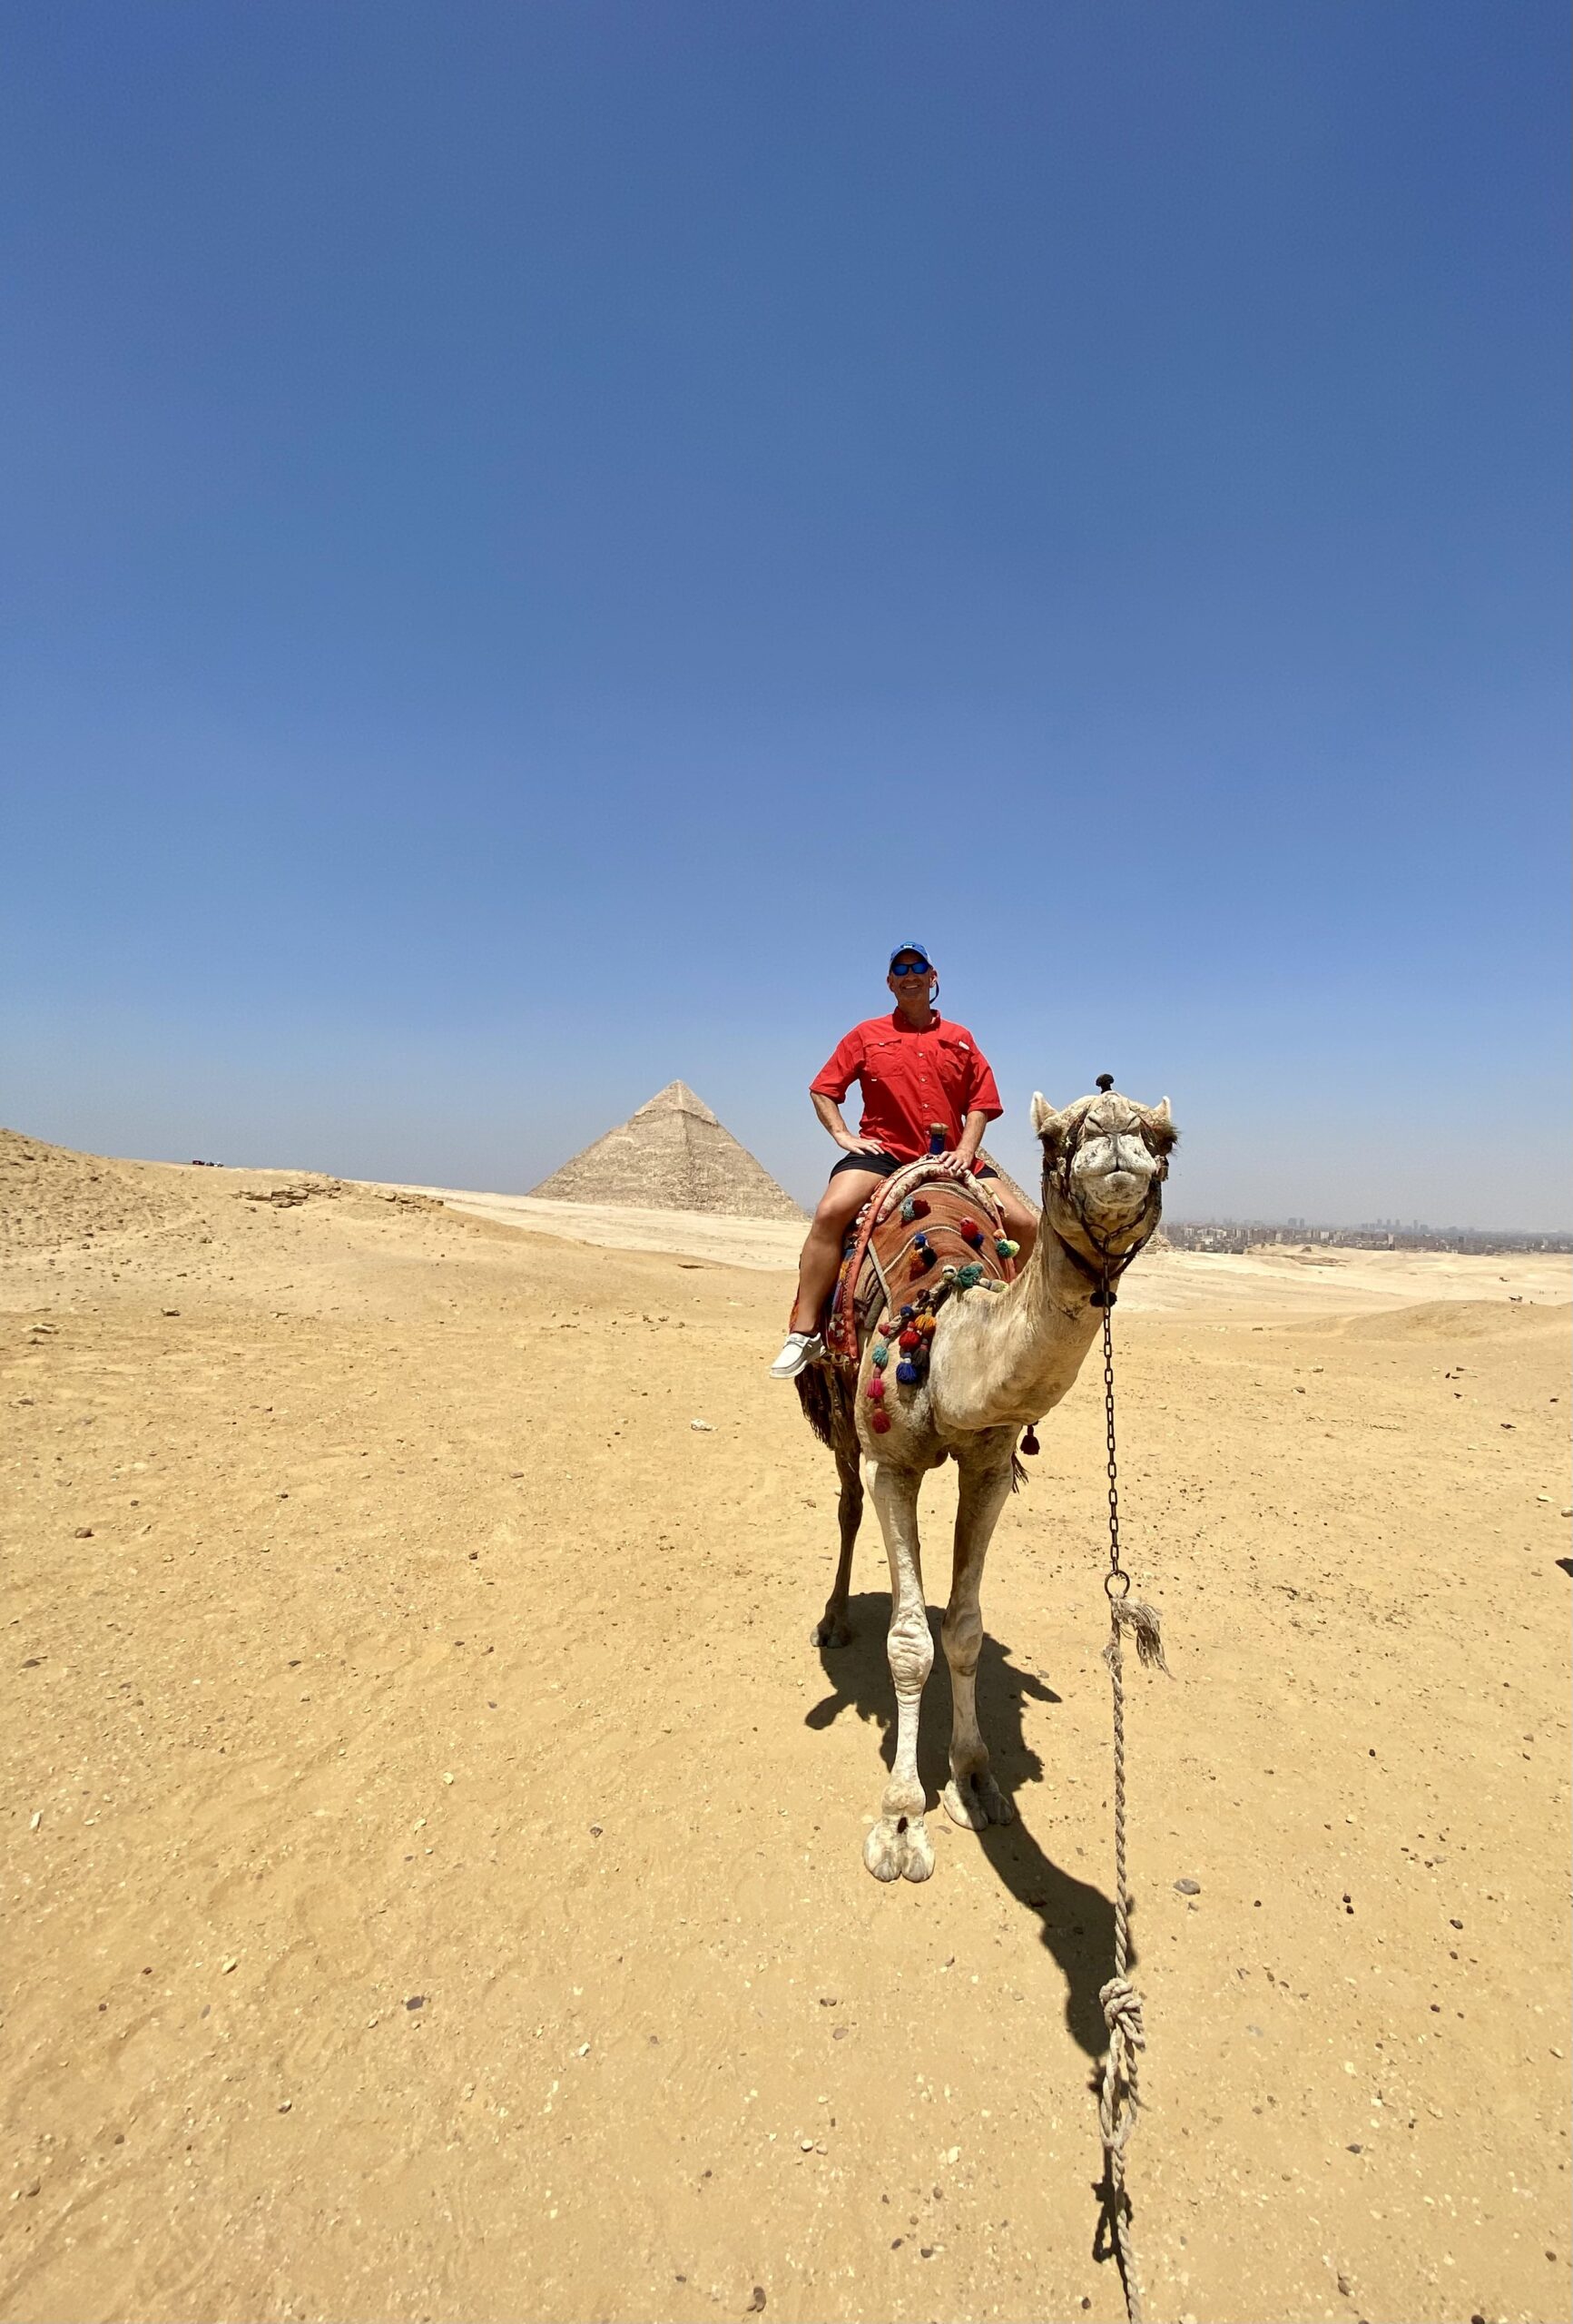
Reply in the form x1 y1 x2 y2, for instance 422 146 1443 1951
690 1419 714 1433
405 1995 425 2012
277 2101 291 2113
746 2290 766 2314
29 1811 41 1831
221 1957 239 1974
74 1527 93 1540
1174 1877 1201 1896
800 2137 815 2151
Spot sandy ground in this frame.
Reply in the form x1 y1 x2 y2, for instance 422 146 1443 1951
2 1130 1569 2324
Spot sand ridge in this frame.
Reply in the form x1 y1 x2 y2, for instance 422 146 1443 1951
1 1129 1568 2324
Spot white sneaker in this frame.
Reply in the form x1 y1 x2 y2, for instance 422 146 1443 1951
770 1330 824 1379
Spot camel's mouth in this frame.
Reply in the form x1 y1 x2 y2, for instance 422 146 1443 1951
1070 1134 1160 1222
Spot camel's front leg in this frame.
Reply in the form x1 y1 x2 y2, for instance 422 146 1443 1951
810 1447 861 1649
941 1445 1017 1831
864 1461 935 1883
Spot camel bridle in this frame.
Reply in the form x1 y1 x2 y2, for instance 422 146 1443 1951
1038 1078 1168 1308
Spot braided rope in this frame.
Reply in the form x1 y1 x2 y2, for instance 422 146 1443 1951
1095 1286 1170 2322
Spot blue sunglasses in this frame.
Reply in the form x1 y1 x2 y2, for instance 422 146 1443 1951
890 958 933 976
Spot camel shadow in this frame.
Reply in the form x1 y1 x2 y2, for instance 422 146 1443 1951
805 1589 1132 2061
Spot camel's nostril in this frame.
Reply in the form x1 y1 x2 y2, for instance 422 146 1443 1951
896 1816 909 1834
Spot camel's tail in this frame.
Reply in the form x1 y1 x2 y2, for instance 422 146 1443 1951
794 1363 856 1452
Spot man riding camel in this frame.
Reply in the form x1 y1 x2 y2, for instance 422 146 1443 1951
770 942 1038 1378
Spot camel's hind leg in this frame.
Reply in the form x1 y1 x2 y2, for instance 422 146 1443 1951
941 1442 1018 1831
811 1447 861 1649
863 1461 935 1883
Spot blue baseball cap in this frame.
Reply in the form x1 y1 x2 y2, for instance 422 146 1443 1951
888 940 933 970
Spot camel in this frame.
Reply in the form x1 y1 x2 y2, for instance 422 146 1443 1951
796 1083 1177 1882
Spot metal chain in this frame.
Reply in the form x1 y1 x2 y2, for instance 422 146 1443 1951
1103 1289 1129 1601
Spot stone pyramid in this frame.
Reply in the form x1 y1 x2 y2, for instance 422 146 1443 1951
529 1081 804 1220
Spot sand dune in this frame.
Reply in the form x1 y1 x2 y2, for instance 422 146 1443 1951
2 1129 1568 2324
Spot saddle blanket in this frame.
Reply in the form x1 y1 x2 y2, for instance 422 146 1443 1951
821 1161 1019 1370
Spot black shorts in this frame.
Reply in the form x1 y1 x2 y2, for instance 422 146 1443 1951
828 1151 997 1184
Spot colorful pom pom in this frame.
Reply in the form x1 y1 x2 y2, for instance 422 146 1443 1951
997 1238 1019 1259
867 1375 885 1401
910 1196 929 1219
896 1360 919 1385
870 1408 892 1433
1020 1424 1039 1456
900 1197 916 1223
871 1343 889 1368
919 1315 938 1336
898 1328 920 1352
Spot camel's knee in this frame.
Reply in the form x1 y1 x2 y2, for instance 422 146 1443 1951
941 1603 982 1678
887 1607 934 1696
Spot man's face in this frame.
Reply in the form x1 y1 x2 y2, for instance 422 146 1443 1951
888 953 934 1000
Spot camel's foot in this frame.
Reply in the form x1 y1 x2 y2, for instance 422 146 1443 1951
811 1609 850 1649
863 1814 935 1884
942 1770 1015 1829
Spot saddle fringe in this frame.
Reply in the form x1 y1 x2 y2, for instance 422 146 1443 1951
795 1364 856 1452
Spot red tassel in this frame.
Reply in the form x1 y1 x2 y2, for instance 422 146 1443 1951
870 1409 892 1433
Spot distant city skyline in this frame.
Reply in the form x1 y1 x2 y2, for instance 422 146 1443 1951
3 5 1567 1230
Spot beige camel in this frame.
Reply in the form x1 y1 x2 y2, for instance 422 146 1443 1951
798 1084 1177 1882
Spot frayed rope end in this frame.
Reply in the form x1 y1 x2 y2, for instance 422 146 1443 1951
1104 1596 1172 1676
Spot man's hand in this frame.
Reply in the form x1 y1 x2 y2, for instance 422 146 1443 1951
836 1134 888 1157
932 1148 979 1180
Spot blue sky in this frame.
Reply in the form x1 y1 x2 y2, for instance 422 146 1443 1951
3 3 1567 1225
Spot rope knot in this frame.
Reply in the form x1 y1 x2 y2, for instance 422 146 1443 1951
1099 1974 1147 2053
1098 1977 1147 2163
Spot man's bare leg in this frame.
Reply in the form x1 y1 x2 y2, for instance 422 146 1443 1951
788 1169 885 1332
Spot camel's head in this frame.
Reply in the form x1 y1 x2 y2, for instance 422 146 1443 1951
1029 1083 1178 1265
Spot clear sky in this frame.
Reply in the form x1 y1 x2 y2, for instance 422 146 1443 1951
3 4 1567 1226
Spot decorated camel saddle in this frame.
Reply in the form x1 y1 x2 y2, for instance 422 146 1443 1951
821 1162 1021 1414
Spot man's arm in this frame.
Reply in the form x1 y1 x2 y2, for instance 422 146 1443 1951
811 1090 886 1157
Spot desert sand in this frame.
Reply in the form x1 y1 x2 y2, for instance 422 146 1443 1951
2 1128 1568 2324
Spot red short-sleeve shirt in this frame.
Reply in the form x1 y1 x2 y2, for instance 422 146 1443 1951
810 1012 1004 1162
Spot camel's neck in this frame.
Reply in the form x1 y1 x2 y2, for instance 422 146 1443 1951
931 1211 1105 1433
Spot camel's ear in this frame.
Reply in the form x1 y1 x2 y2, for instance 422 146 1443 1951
1144 1097 1178 1154
1029 1092 1058 1140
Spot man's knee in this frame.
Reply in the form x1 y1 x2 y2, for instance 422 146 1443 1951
812 1179 864 1234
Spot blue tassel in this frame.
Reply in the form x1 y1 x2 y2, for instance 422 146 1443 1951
900 1196 916 1223
871 1343 889 1368
896 1360 919 1385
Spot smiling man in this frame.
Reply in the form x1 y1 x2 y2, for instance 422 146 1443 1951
770 941 1038 1378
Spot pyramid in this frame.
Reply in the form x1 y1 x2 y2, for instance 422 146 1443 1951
529 1082 804 1220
